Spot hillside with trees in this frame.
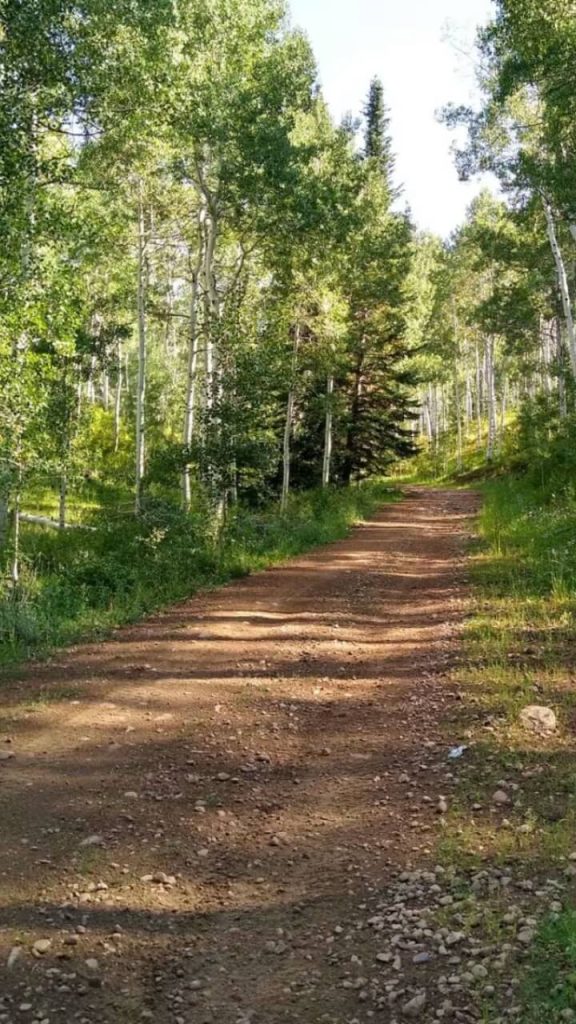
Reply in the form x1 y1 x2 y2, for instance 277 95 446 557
4 4 576 1024
0 0 418 657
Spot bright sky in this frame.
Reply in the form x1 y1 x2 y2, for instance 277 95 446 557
288 0 496 238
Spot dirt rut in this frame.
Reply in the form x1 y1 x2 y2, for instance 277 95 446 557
0 487 478 1024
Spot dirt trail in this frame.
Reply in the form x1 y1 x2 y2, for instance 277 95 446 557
0 488 478 1024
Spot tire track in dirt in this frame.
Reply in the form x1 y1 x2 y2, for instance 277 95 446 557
0 487 478 1024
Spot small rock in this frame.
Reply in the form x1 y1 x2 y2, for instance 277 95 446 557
32 939 52 956
413 952 431 965
85 958 99 971
7 946 22 969
79 834 104 848
492 790 511 806
519 705 557 735
403 992 427 1017
437 796 448 814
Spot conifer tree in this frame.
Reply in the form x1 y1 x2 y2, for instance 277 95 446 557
363 77 395 187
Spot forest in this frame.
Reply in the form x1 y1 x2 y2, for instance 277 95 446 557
3 1 576 653
3 2 576 1022
0 0 418 658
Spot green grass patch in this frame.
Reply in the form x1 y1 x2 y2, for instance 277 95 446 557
520 912 576 1023
437 471 576 1020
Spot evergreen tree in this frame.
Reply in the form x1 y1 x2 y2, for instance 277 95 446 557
363 76 396 188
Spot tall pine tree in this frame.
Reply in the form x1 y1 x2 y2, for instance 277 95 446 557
364 77 396 190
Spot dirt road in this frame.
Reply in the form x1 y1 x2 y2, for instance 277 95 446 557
0 488 478 1024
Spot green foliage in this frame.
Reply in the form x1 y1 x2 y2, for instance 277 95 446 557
520 913 576 1024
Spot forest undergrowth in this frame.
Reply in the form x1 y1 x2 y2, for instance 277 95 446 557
0 481 398 668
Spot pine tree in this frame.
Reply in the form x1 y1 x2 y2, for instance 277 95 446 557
363 77 395 186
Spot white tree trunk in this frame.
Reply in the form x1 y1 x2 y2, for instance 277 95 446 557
454 374 463 472
201 208 226 523
0 494 9 553
135 186 148 516
542 196 576 378
485 337 497 461
86 354 96 403
59 472 67 530
182 253 202 510
475 341 483 448
452 304 463 471
11 482 20 586
423 398 433 443
555 318 568 418
465 374 473 426
102 369 110 409
281 325 300 512
202 210 219 414
114 341 122 453
322 375 334 488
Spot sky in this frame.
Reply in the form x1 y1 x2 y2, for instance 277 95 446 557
288 0 496 238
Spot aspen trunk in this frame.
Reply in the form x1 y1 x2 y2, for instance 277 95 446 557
182 254 202 511
281 325 299 512
423 398 433 443
59 472 67 530
465 374 473 427
114 341 122 453
135 186 148 516
454 373 463 472
202 210 219 415
322 375 334 488
200 207 227 526
556 318 568 418
86 354 96 403
542 196 576 378
452 303 463 471
475 342 483 448
102 369 110 409
485 337 497 461
11 479 21 586
500 377 507 434
0 494 9 553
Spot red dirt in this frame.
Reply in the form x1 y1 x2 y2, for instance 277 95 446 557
0 487 478 1024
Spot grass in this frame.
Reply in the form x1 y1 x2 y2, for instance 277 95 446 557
436 470 576 1020
520 912 576 1023
442 473 576 863
0 480 400 668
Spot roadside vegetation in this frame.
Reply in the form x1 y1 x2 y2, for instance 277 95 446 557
407 410 576 1023
0 480 397 666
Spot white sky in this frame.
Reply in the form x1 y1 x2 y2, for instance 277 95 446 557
288 0 496 238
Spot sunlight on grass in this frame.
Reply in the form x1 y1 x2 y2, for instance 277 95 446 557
439 474 576 1021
